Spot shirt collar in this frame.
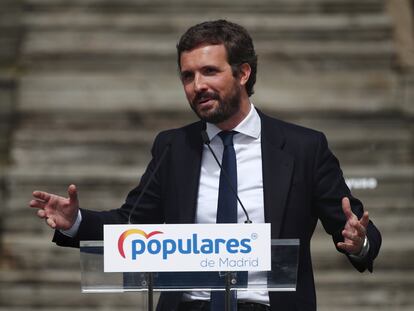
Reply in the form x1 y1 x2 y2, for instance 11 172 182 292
206 103 261 141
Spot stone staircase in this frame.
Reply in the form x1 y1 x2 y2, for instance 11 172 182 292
1 0 413 310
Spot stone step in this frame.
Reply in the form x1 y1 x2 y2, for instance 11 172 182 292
23 11 391 38
0 37 20 64
312 227 414 270
6 164 413 204
315 270 414 309
19 2 393 71
19 2 393 69
313 203 414 239
4 164 413 234
22 30 394 68
0 277 148 308
11 128 159 168
1 235 81 271
10 116 412 167
0 2 22 64
23 0 385 14
13 111 411 140
0 75 16 165
17 70 401 113
1 265 412 308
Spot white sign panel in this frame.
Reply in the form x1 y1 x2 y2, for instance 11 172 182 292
104 223 271 272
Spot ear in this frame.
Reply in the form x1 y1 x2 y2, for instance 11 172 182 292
238 63 251 86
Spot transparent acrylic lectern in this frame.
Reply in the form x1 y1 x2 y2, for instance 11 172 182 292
80 239 299 311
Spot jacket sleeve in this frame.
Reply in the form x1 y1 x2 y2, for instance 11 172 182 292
312 132 381 272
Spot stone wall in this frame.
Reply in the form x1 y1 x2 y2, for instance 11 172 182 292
0 1 413 310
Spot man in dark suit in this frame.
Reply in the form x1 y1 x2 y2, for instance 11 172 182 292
30 20 381 310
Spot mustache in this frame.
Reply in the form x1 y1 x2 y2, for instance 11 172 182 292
193 91 220 105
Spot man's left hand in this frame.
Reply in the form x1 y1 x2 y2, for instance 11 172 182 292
337 197 369 255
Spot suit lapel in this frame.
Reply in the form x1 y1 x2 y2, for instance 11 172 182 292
260 112 294 238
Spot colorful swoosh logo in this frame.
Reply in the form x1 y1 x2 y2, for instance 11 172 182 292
118 229 163 258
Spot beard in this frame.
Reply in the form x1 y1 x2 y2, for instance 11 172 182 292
189 82 241 124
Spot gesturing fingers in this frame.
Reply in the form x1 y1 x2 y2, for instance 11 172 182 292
342 197 355 221
37 209 47 219
354 220 367 237
32 190 51 202
338 225 364 254
46 217 57 229
339 197 370 255
36 209 56 229
30 199 46 209
360 211 369 228
342 228 363 243
31 192 61 223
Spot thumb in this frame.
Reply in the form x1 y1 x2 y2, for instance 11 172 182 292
68 184 79 205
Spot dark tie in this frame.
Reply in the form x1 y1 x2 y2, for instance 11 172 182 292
211 131 238 311
216 131 238 223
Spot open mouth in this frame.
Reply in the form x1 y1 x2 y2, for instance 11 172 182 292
196 98 217 112
195 92 219 107
198 97 215 105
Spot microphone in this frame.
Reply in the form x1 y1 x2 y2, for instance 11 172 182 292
128 143 171 224
201 128 252 224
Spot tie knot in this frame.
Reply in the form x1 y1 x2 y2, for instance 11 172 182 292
218 131 236 147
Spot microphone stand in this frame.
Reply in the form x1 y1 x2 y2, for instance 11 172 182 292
225 272 236 311
146 272 154 311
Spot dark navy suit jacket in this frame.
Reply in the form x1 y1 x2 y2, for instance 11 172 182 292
54 110 381 310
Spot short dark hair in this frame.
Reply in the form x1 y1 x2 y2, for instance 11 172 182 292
177 20 258 97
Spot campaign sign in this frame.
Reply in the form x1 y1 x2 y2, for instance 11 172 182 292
104 223 271 272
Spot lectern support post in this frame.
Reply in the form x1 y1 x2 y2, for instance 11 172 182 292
146 272 154 311
225 272 232 311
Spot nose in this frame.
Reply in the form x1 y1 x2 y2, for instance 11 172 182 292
194 73 207 93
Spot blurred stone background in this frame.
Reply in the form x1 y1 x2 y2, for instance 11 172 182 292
0 0 413 310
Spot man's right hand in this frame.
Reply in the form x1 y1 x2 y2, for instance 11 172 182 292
30 184 79 230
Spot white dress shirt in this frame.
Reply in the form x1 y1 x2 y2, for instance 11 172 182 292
183 103 269 305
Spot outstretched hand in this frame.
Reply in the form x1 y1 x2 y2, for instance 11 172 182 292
29 184 79 230
337 197 369 255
